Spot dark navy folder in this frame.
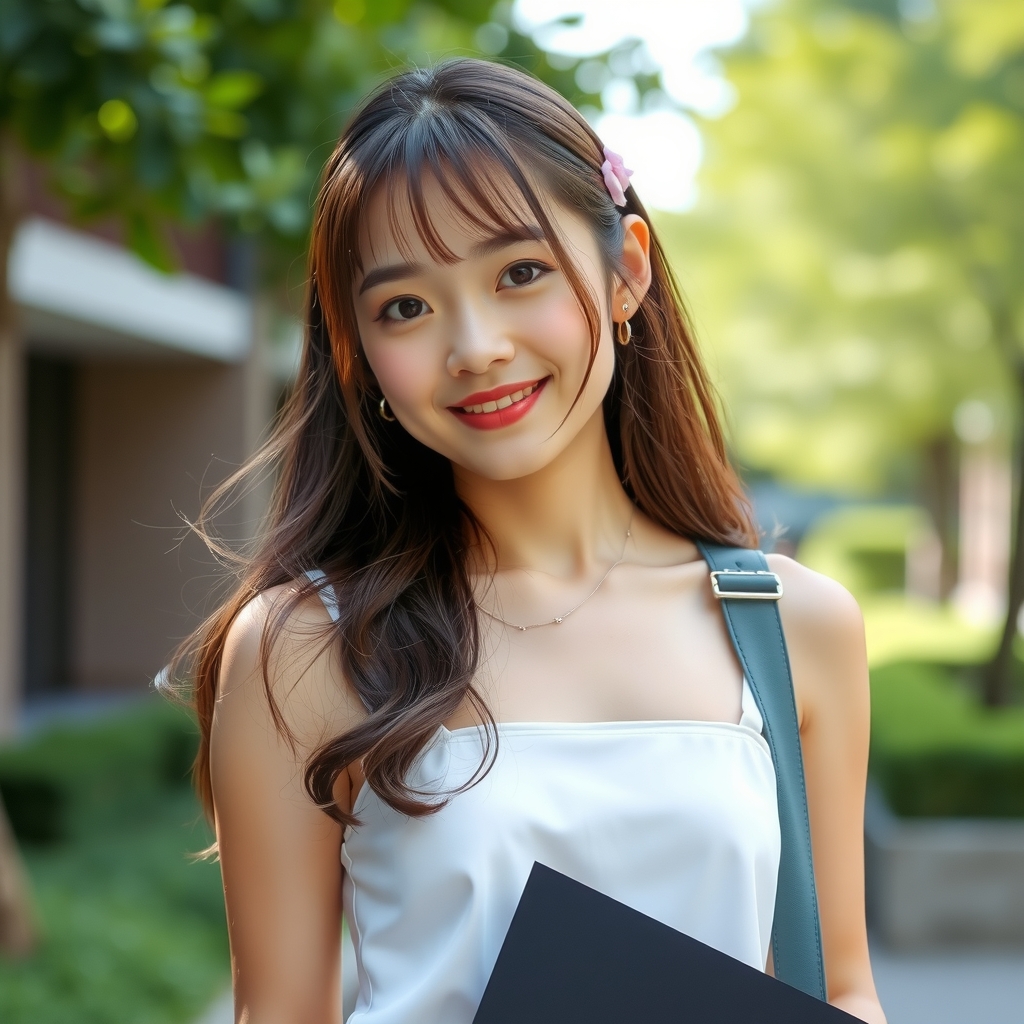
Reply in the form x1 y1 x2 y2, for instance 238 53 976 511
473 863 859 1023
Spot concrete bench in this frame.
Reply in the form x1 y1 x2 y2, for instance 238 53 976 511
866 784 1024 947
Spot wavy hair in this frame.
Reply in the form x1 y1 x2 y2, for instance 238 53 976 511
172 58 757 832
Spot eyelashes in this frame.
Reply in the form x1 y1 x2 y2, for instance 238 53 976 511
498 260 552 289
374 260 554 324
378 296 430 323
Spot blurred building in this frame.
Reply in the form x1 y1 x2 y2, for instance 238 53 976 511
0 194 280 736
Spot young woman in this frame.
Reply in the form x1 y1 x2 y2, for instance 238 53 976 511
183 58 886 1023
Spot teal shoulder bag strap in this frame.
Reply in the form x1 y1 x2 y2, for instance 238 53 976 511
694 540 828 1002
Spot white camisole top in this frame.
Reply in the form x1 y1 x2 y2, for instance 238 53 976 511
309 574 781 1024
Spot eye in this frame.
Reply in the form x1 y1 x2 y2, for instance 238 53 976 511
499 261 550 289
380 296 431 323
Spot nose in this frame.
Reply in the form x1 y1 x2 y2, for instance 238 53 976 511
445 304 516 377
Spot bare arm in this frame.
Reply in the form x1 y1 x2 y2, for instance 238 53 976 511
769 555 887 1024
211 587 363 1024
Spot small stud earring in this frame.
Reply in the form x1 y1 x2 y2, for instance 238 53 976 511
622 301 629 312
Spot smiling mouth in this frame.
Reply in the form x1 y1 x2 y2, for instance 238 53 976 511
455 381 543 415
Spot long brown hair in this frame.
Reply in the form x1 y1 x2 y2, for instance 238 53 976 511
173 58 756 831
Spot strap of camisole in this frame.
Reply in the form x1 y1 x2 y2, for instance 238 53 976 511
305 569 377 716
305 568 340 622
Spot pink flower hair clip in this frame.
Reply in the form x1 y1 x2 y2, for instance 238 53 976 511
601 146 633 207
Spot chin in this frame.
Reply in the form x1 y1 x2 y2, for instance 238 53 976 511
449 448 559 482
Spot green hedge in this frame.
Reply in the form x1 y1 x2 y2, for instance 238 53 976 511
870 662 1024 818
0 701 197 846
0 699 229 1024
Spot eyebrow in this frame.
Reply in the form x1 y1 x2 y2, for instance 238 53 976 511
357 226 546 295
358 261 421 295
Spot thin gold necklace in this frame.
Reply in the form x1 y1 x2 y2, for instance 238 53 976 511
479 511 634 632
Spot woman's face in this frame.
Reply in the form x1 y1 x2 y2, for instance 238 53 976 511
353 174 626 482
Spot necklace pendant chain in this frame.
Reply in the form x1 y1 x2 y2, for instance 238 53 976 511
481 513 634 633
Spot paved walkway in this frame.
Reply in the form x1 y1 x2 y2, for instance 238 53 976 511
196 939 1024 1022
193 991 232 1024
870 943 1024 1024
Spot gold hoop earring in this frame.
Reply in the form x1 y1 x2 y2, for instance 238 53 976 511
379 396 396 422
617 318 632 346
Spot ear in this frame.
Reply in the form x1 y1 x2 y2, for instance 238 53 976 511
612 215 653 323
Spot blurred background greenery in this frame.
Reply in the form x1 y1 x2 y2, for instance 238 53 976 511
0 704 225 1023
657 0 1024 703
1 0 1023 1019
653 0 1024 834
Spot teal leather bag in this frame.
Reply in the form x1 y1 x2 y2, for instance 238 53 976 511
694 540 828 1002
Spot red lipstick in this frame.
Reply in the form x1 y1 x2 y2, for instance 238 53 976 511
448 377 548 431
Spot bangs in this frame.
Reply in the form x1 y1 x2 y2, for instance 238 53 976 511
360 143 561 272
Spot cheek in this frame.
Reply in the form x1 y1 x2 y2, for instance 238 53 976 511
527 283 602 374
541 288 615 397
365 341 438 411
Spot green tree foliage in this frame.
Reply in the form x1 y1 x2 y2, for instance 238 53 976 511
0 0 656 271
658 0 1024 702
662 0 1023 495
0 0 662 956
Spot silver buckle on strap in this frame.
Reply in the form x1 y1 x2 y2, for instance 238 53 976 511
709 569 783 601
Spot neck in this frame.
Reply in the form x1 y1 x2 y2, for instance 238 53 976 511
454 409 634 580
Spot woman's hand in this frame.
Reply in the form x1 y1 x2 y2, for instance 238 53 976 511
769 554 888 1024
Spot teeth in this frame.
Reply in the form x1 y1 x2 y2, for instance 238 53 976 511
460 381 541 414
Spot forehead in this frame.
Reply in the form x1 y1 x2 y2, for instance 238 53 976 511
356 162 544 271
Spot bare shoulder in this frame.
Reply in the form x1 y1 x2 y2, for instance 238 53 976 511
218 581 365 756
766 553 864 648
765 554 868 722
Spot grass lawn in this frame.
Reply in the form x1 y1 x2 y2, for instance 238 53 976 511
860 594 998 668
0 699 229 1024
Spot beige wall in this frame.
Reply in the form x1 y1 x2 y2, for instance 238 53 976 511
71 360 252 691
